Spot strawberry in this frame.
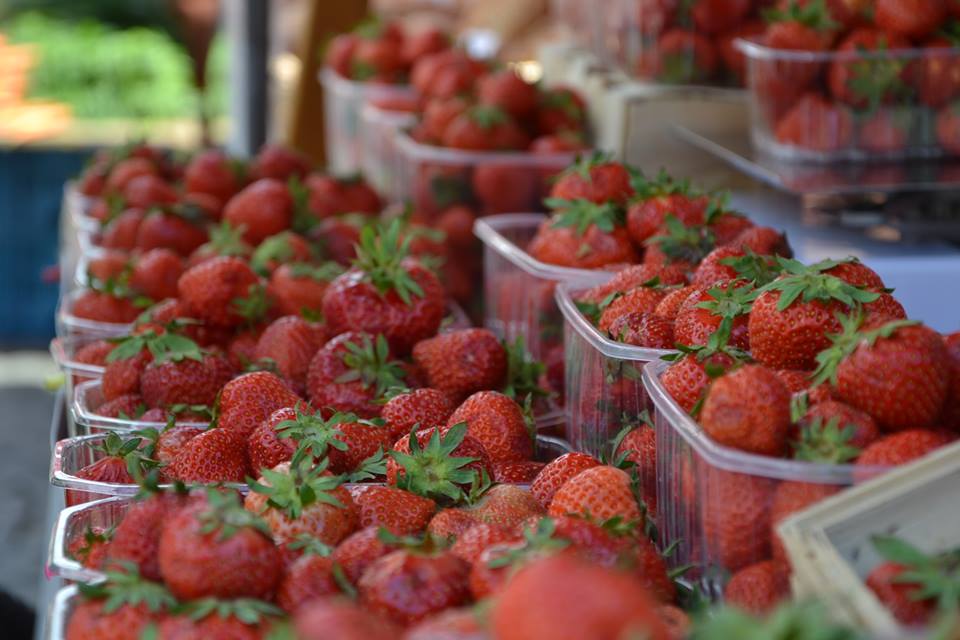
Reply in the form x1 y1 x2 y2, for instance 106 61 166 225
294 598 400 640
246 458 358 545
581 265 687 305
155 606 279 639
530 452 601 509
306 332 407 418
702 468 775 572
642 215 716 272
412 329 507 402
549 154 634 205
643 29 719 84
491 554 671 640
268 261 342 317
463 484 546 530
216 371 303 438
655 285 698 319
477 69 539 120
358 548 471 625
472 164 539 214
598 287 667 333
102 348 151 400
129 248 184 301
134 209 209 257
626 170 707 245
548 465 641 523
331 525 399 586
121 174 177 210
875 0 946 39
724 560 790 615
246 406 306 474
405 608 485 640
68 432 153 506
250 230 315 275
936 103 960 154
527 210 638 269
537 86 588 135
813 316 950 431
447 391 533 463
701 364 791 456
70 289 140 323
827 29 912 111
775 93 854 152
94 394 146 419
277 552 340 613
100 209 144 250
869 534 960 627
184 148 243 206
402 25 449 63
155 424 204 464
442 105 529 151
795 399 880 456
718 20 767 82
748 257 883 371
327 419 393 475
140 351 234 410
177 256 265 328
856 429 953 466
770 481 840 565
427 509 479 540
223 178 294 245
673 280 754 351
387 423 492 501
105 492 187 581
105 156 160 194
322 220 445 355
188 220 253 267
450 522 519 563
858 109 912 154
941 332 960 431
607 311 675 349
693 246 780 288
252 144 311 181
730 226 791 258
914 33 960 109
660 351 736 414
68 526 112 570
421 96 471 142
491 460 546 483
617 422 658 514
254 315 326 393
381 388 455 439
167 427 250 483
66 582 167 640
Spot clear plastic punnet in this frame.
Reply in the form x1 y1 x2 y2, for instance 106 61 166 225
394 133 579 222
71 379 208 435
737 37 960 162
360 102 418 200
47 585 79 640
56 289 135 339
64 181 99 233
320 68 417 176
50 336 109 405
642 358 890 600
555 282 672 457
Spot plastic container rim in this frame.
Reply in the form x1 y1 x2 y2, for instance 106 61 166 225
318 66 415 96
58 289 135 336
50 337 106 378
735 35 960 62
47 585 78 640
396 129 582 166
642 358 891 482
72 379 208 432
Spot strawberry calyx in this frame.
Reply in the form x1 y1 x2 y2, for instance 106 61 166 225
337 334 408 398
87 267 153 309
718 250 783 286
757 257 881 312
692 601 858 637
872 535 960 615
696 280 758 320
286 261 346 283
204 221 252 258
177 597 285 624
353 219 425 304
248 456 347 520
78 562 178 613
541 89 584 120
561 150 614 182
576 291 621 326
376 526 447 555
847 40 912 114
346 446 388 482
73 525 115 564
96 193 129 228
763 0 838 31
546 197 624 236
648 215 716 265
286 533 335 557
467 105 510 129
107 329 204 364
502 336 549 403
288 176 317 234
274 408 351 463
811 313 919 387
232 283 270 324
390 422 480 504
793 416 861 464
486 518 570 570
95 429 164 479
250 232 306 275
197 487 273 541
630 168 694 201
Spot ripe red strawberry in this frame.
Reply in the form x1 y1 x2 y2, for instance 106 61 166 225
941 332 960 431
856 429 953 467
447 391 533 463
477 69 539 120
405 608 485 640
770 481 839 565
102 348 151 400
306 332 406 418
277 553 340 612
294 598 400 640
549 155 634 205
188 220 253 267
70 290 140 324
154 608 276 639
155 425 204 464
724 560 790 615
607 311 675 349
463 484 546 530
387 423 493 497
472 164 539 214
530 452 601 509
268 262 342 316
140 351 234 409
326 419 393 474
795 399 880 455
331 526 399 586
252 144 311 181
701 364 791 456
442 105 529 151
828 29 912 110
250 230 315 275
223 178 294 245
730 226 791 258
121 174 177 211
450 522 519 564
216 371 303 438
166 427 249 483
491 553 671 640
105 156 160 193
815 317 950 432
427 508 479 540
858 109 911 154
158 489 282 600
491 460 546 483
548 465 641 523
68 432 146 506
134 209 209 257
598 287 667 333
581 264 687 305
382 388 455 439
527 212 639 269
105 492 187 581
67 526 112 570
537 86 588 135
100 209 144 250
305 173 382 219
775 93 854 152
245 459 358 545
673 280 754 350
876 0 945 39
66 599 158 640
74 338 115 367
184 148 243 206
654 285 697 319
253 315 325 393
866 560 936 625
626 171 707 245
94 394 146 419
128 248 183 301
748 258 884 371
412 329 507 401
660 351 736 413
617 423 658 514
322 221 445 355
702 468 776 572
358 549 471 625
177 256 264 328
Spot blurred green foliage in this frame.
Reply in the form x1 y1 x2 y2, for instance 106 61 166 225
1 11 226 120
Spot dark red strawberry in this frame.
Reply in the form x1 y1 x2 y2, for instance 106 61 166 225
856 429 953 467
549 154 634 205
223 178 294 245
140 351 234 410
105 491 188 581
177 256 265 328
184 148 243 206
217 371 304 438
166 427 250 483
134 209 209 257
477 69 539 120
537 86 588 136
345 484 438 535
254 315 326 393
724 560 790 615
412 329 507 402
447 391 532 463
381 388 456 439
252 144 311 181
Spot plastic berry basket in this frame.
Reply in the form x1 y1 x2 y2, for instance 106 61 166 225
360 101 418 200
56 289 135 340
320 68 417 176
46 585 78 640
71 379 208 435
50 336 109 406
737 37 960 162
63 181 99 233
777 440 960 635
641 358 891 600
555 282 673 458
394 132 581 221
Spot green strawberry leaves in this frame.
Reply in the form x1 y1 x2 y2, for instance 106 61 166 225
501 336 549 403
546 198 624 236
718 250 782 286
232 283 270 324
758 257 880 312
274 407 351 462
196 487 273 541
793 416 861 464
248 455 347 521
576 291 620 326
647 215 716 265
689 600 863 639
78 563 177 614
872 535 960 616
811 313 919 387
486 518 569 569
390 422 479 504
286 261 345 282
203 221 251 259
286 534 335 558
107 330 203 364
696 281 759 320
630 167 693 201
763 0 838 31
353 219 424 305
179 597 284 624
337 334 408 398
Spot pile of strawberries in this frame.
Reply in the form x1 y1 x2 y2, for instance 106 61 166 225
753 0 960 156
324 20 451 85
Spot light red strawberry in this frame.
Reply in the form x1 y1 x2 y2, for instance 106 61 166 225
381 388 455 439
277 553 340 613
166 427 250 483
702 468 775 573
427 508 479 540
216 371 303 438
412 329 507 401
345 484 437 535
177 256 265 328
530 452 601 509
491 460 546 483
450 522 519 563
331 526 399 584
701 364 791 456
724 560 790 615
253 315 326 393
462 484 545 530
104 492 188 581
293 598 400 640
155 425 204 464
548 465 641 523
447 391 533 463
139 351 234 410
856 429 953 467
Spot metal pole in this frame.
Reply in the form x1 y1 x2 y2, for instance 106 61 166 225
225 0 269 157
